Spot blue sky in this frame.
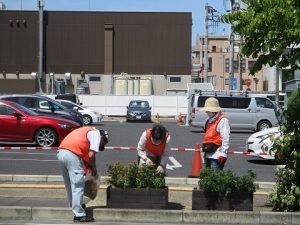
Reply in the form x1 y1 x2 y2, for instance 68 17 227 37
1 0 231 43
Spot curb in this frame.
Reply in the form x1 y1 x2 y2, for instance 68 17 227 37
0 207 299 224
2 175 297 224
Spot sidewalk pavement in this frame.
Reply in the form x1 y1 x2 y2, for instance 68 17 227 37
0 174 299 224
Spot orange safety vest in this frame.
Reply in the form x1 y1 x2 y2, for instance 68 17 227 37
59 126 94 163
145 128 169 156
202 114 227 146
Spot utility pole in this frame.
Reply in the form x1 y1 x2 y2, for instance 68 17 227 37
275 61 279 106
38 0 44 79
239 36 243 90
204 3 219 83
204 3 209 83
229 0 241 90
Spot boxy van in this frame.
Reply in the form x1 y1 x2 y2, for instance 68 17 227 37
188 93 279 132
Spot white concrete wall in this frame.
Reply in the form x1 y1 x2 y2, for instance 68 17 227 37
48 95 188 117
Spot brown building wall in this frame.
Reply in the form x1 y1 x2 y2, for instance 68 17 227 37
0 11 191 76
0 79 37 94
0 11 39 73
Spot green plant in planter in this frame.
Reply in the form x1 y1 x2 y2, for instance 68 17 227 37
197 168 259 196
107 161 165 189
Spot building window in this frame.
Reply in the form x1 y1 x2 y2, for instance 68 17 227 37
248 61 256 69
208 75 216 86
212 46 217 52
170 77 181 82
241 59 246 73
89 76 101 82
234 60 239 73
224 59 243 73
225 58 230 73
208 58 212 72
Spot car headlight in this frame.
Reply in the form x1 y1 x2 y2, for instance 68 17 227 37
128 112 135 116
92 111 99 115
58 123 73 129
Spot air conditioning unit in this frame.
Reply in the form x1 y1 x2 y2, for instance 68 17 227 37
65 72 71 80
31 72 37 79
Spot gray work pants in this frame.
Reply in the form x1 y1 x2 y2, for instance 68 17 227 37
57 149 85 217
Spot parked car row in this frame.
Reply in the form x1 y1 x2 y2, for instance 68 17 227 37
0 93 280 154
0 94 105 147
0 94 83 125
0 94 103 126
0 100 80 147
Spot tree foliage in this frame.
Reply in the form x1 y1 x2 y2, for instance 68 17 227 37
219 0 300 75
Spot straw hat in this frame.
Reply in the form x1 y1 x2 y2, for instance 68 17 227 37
200 97 221 112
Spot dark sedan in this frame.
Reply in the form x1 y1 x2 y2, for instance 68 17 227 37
126 100 152 122
0 100 80 147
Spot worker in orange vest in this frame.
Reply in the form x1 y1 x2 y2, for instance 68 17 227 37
57 126 109 222
137 124 171 174
200 97 230 170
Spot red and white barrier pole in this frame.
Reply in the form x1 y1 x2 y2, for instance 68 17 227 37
0 146 263 155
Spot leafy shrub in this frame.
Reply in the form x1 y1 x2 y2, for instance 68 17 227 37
198 168 259 197
107 161 165 189
269 88 300 212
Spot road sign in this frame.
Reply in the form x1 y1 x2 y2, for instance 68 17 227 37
232 78 238 90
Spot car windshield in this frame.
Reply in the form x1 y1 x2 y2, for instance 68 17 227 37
130 101 149 108
11 102 39 116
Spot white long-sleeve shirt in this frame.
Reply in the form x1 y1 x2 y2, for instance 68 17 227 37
137 130 171 167
205 113 230 159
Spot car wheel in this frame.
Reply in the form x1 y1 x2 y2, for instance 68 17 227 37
257 121 271 131
83 115 92 125
35 127 58 147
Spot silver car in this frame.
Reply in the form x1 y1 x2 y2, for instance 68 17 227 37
188 94 279 131
126 100 152 122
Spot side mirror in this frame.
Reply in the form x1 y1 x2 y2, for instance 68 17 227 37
13 111 22 118
126 106 129 109
150 107 152 110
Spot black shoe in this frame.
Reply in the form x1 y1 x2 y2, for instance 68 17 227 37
82 204 86 209
73 216 95 222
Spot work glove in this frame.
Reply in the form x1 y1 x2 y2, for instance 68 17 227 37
145 158 154 166
218 156 227 165
156 165 165 174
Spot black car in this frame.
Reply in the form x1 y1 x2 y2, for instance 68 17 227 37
55 93 79 104
0 94 83 126
126 100 152 122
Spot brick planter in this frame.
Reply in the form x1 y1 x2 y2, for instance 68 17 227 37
106 185 168 209
192 190 253 211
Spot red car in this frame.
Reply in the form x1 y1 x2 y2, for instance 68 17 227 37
0 100 80 147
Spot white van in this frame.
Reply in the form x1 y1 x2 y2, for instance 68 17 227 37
188 93 279 132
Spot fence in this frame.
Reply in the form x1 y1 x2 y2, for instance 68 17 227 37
47 95 188 117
